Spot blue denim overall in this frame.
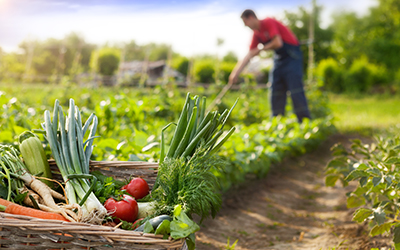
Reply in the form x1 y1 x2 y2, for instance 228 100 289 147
269 42 311 122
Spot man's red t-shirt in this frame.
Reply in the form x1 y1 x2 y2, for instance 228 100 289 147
249 18 299 50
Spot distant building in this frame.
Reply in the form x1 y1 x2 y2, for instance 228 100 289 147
118 60 186 86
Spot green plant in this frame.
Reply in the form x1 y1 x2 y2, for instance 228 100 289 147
172 56 189 76
0 83 334 208
343 57 383 93
219 61 236 84
315 58 344 93
257 67 270 84
91 47 121 76
225 237 238 249
393 68 400 92
193 59 215 83
325 133 400 248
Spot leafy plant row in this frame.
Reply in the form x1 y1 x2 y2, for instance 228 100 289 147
217 115 335 191
0 85 334 194
325 133 400 249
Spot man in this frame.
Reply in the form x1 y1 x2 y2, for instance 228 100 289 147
229 9 311 122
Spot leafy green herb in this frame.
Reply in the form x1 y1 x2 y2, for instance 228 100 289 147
151 148 225 222
92 171 125 203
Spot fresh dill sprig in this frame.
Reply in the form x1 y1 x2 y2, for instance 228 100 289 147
152 146 226 222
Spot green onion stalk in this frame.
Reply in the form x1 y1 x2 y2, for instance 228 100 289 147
0 146 26 201
43 99 106 224
151 93 238 220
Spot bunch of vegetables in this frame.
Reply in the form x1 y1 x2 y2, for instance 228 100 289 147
0 139 78 222
120 93 237 249
91 93 237 249
0 93 237 250
41 99 107 224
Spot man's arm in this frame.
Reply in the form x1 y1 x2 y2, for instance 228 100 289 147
262 35 283 50
228 48 260 85
228 35 282 85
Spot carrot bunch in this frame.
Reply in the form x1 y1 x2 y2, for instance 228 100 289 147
0 198 69 221
0 145 80 222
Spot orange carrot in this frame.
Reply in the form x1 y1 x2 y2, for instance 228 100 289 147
0 198 14 207
0 198 69 222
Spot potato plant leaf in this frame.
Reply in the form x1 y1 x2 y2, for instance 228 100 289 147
370 222 392 236
330 143 348 156
372 176 383 187
352 208 373 223
393 224 400 244
385 157 400 164
345 169 369 181
325 174 340 187
372 207 386 226
359 176 369 187
327 158 347 168
347 195 365 208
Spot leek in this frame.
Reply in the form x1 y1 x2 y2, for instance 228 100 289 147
43 99 106 224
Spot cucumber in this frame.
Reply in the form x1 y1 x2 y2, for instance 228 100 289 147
19 131 53 188
134 215 172 232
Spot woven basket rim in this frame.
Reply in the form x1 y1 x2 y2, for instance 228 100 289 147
0 212 184 248
0 161 186 249
48 159 160 168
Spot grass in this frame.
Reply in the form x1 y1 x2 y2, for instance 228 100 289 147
328 93 400 135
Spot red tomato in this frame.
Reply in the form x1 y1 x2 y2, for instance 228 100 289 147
104 195 138 222
123 178 149 200
131 218 144 230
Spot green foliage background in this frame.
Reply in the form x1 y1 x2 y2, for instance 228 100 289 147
0 82 333 191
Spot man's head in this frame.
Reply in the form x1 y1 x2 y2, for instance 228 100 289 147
241 9 259 30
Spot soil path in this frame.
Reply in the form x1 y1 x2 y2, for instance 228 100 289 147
195 134 393 250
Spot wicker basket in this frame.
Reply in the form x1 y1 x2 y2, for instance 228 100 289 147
0 160 187 250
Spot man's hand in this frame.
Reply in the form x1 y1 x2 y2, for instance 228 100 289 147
228 48 260 85
228 73 239 86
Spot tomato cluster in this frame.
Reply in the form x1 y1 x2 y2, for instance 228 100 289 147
121 177 149 200
104 178 149 223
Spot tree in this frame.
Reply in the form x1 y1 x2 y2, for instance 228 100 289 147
284 4 334 73
222 51 238 63
91 47 121 76
17 33 95 81
171 56 189 76
193 59 215 83
0 52 26 81
124 41 173 62
362 0 400 71
144 43 170 61
328 0 400 81
124 40 146 61
63 32 96 74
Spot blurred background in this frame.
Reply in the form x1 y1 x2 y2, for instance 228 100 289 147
2 0 398 91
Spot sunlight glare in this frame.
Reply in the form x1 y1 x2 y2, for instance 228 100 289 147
0 0 9 10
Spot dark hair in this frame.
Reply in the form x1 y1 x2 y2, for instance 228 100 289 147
241 9 257 19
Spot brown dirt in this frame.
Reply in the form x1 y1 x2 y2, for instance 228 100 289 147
195 134 393 250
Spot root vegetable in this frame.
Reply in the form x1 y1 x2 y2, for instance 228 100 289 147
0 198 69 222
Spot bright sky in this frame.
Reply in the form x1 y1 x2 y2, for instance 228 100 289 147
0 0 377 59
